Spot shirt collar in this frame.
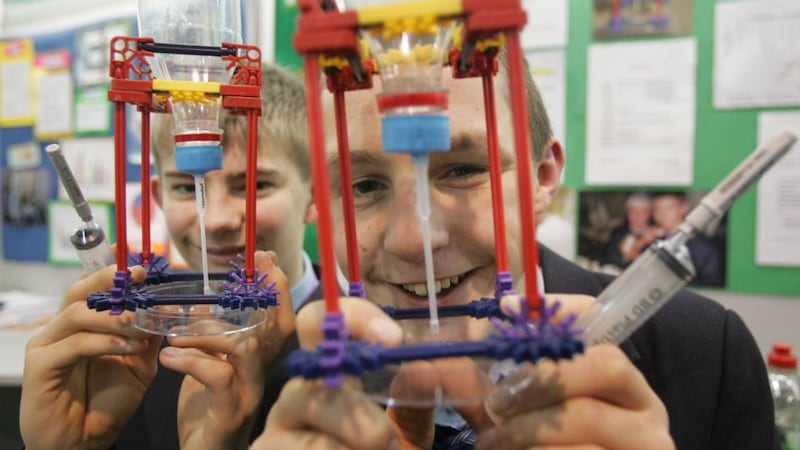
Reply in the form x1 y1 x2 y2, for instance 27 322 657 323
290 251 319 312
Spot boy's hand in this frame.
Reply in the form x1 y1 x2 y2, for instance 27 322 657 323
20 265 161 450
162 251 296 450
256 297 401 449
477 344 674 449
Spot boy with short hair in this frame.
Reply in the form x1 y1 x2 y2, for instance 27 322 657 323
20 63 319 450
254 52 775 449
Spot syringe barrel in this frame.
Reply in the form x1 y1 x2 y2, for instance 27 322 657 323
70 221 115 274
580 238 695 346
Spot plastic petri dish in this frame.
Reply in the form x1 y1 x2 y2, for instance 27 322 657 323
358 315 522 407
134 279 268 336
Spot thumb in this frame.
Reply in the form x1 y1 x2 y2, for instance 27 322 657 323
297 297 403 349
385 361 439 448
254 250 294 337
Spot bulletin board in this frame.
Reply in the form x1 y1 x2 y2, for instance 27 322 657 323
0 17 151 265
562 1 798 296
272 0 799 296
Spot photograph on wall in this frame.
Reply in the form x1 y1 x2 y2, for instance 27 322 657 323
2 167 52 226
576 190 726 288
592 0 693 39
2 142 54 226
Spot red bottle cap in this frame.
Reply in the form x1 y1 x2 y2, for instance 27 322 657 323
768 343 798 369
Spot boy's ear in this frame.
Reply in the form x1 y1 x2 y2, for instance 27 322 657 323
303 191 318 225
535 138 564 214
536 138 564 208
150 176 163 209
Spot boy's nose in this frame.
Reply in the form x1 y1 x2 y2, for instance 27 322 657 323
203 192 243 232
382 183 448 262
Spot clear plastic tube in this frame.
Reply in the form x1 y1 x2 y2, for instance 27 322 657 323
46 143 115 273
70 220 116 274
194 175 211 295
413 155 439 335
578 233 694 346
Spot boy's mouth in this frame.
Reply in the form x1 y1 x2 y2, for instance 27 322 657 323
397 271 468 298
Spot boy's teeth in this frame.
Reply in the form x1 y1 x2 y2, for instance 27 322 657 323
402 274 463 296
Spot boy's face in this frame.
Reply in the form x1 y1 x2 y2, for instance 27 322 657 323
627 203 651 234
152 139 314 280
328 69 560 316
652 195 687 233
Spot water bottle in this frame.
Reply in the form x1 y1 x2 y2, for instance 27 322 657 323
768 343 800 450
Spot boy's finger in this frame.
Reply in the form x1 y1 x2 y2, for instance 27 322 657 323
160 346 235 396
266 378 393 449
28 330 150 370
62 264 148 310
30 302 147 347
385 361 438 448
255 251 295 337
485 345 658 421
297 297 402 348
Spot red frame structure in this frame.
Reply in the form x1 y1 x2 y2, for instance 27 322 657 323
293 0 544 318
107 36 263 285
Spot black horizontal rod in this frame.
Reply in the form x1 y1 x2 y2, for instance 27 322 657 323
138 41 236 57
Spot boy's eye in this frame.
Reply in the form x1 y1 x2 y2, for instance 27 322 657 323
231 179 276 196
433 163 491 189
448 165 486 178
171 183 196 195
352 178 386 197
256 180 275 191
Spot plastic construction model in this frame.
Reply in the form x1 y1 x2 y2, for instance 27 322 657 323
87 4 279 336
285 0 584 396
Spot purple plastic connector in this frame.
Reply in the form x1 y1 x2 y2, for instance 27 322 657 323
494 271 514 299
221 254 281 309
488 296 584 362
109 270 132 315
348 281 366 298
320 312 348 387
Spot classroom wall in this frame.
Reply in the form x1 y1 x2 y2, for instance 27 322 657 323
2 0 799 360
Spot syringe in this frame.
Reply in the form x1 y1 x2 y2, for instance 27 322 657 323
45 143 116 274
412 154 440 335
578 130 798 346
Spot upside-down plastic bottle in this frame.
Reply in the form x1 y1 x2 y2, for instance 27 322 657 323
768 343 800 450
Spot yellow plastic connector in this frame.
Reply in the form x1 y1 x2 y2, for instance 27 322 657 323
356 0 461 26
152 80 221 95
475 33 506 53
378 43 440 67
359 39 372 60
319 54 350 70
452 23 464 50
382 15 439 41
169 89 216 104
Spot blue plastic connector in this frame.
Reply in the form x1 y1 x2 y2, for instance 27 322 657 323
174 144 223 175
381 114 450 155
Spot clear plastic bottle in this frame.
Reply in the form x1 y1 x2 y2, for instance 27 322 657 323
768 343 800 450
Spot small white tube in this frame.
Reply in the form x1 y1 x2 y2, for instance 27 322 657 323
195 175 211 295
413 155 439 335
